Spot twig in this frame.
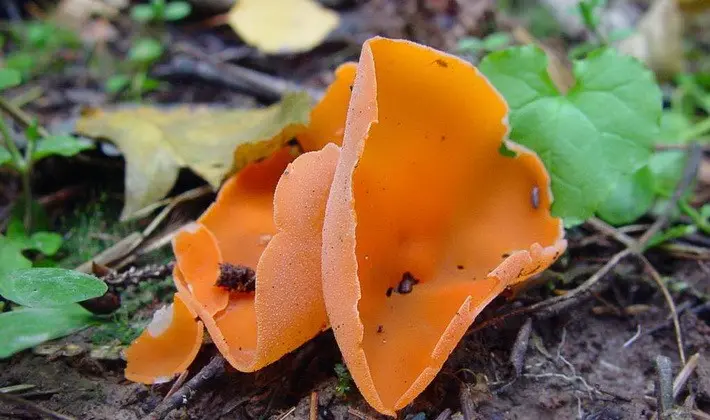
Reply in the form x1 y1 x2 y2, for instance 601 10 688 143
102 262 175 286
655 355 674 419
459 384 476 420
692 409 710 420
640 256 686 365
277 407 296 420
163 370 189 401
587 218 637 248
435 408 452 420
0 391 76 420
673 353 700 399
638 142 703 250
468 248 632 333
309 392 318 420
622 324 642 348
143 355 225 420
510 317 533 377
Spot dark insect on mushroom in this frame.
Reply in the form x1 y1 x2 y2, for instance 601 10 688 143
531 185 540 209
216 263 256 292
386 287 393 297
397 272 419 294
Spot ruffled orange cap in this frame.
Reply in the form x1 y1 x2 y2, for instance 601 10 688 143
125 293 204 384
321 37 567 415
297 63 357 152
173 144 340 372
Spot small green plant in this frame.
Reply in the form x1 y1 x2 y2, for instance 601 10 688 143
3 21 80 81
131 0 192 24
569 0 633 58
105 38 165 99
0 71 93 231
334 363 353 397
0 267 108 358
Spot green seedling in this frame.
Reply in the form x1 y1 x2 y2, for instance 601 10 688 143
3 21 80 81
131 0 192 24
457 32 513 59
334 363 353 397
105 38 165 99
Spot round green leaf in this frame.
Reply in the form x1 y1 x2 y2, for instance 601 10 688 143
480 46 661 222
27 232 63 256
0 268 107 307
0 236 32 276
0 304 94 358
32 135 93 161
105 75 130 94
131 4 156 22
649 150 685 197
597 166 655 226
164 2 191 21
128 38 164 64
0 68 21 90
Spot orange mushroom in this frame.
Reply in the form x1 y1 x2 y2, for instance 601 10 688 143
173 143 340 372
125 293 204 384
321 37 566 415
297 62 357 152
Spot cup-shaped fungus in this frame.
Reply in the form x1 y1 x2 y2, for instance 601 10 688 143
173 143 340 372
321 37 567 415
125 293 204 384
297 62 357 152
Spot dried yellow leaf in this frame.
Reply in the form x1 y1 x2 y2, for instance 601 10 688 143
75 92 312 220
227 0 339 54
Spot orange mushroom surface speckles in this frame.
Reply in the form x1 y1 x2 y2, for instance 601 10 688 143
173 143 341 372
297 62 357 152
321 37 566 415
125 293 204 384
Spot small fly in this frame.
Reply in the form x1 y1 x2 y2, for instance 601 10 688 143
531 185 540 209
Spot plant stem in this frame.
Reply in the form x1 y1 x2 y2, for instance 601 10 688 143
22 129 36 232
0 117 24 169
0 95 49 137
680 116 710 143
679 200 710 235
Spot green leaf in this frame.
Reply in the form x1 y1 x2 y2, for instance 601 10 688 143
0 147 13 167
457 38 484 54
32 135 93 160
128 38 164 64
597 166 655 225
5 52 36 79
140 77 162 92
0 68 22 90
649 151 685 197
105 75 130 94
480 46 661 222
645 224 696 250
27 232 63 256
0 236 32 276
25 119 41 142
131 4 156 22
163 2 191 21
0 268 107 307
482 33 512 51
0 304 94 358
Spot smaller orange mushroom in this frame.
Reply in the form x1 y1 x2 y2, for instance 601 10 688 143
321 37 566 415
297 62 357 152
173 143 341 372
125 293 204 384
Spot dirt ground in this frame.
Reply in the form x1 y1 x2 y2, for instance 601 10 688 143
2 255 710 419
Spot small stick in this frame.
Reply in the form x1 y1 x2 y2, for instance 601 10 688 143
510 318 533 377
640 256 686 365
460 384 476 420
309 392 318 420
435 408 452 420
587 218 637 249
469 248 632 333
692 409 710 420
673 353 700 399
163 370 190 401
277 407 296 420
0 392 76 420
655 355 674 419
143 355 225 420
0 95 50 137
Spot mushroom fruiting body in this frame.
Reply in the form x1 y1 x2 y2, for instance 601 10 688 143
125 293 204 384
321 37 567 415
173 144 340 372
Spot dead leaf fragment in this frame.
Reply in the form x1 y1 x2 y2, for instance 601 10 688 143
227 0 340 54
617 0 685 81
75 92 312 220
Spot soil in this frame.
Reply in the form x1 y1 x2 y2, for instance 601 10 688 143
2 256 710 420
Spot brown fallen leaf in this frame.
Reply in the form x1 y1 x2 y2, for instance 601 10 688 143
227 0 340 54
75 92 312 220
